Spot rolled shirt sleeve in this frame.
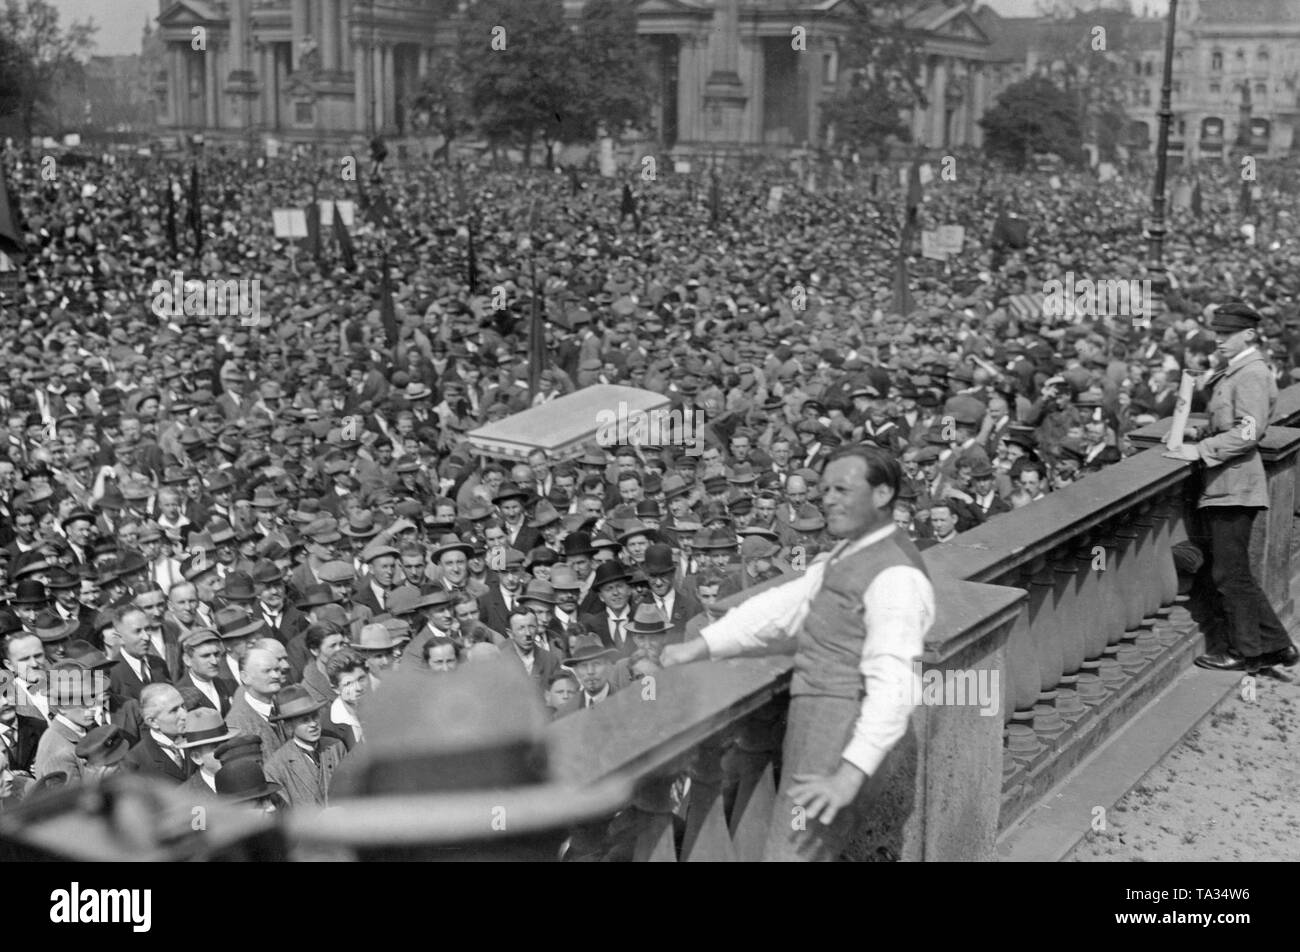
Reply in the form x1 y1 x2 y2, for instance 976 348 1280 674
700 566 822 659
840 565 936 778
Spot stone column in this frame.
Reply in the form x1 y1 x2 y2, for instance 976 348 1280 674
418 46 429 78
169 46 182 126
677 34 698 145
206 44 220 128
262 45 274 127
929 58 947 148
322 0 338 70
230 0 245 72
354 42 367 131
912 59 930 144
291 0 307 70
383 42 396 129
373 42 385 132
971 65 986 148
750 33 765 145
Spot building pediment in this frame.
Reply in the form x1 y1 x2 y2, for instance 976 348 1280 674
635 0 710 16
909 4 988 45
158 0 226 27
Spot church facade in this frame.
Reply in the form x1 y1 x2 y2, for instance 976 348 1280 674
152 0 998 152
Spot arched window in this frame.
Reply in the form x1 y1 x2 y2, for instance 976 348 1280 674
1255 83 1267 99
1235 48 1245 61
1211 50 1222 71
1258 47 1270 62
1209 82 1221 95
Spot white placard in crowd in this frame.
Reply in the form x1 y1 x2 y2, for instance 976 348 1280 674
1098 163 1117 182
1166 373 1196 451
272 208 308 238
674 160 691 174
1050 175 1062 189
598 137 615 178
265 138 281 159
62 133 81 147
767 186 784 212
1241 222 1256 246
918 163 934 187
935 224 965 254
334 200 355 226
921 230 947 261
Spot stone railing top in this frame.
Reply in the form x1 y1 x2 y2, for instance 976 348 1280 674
1128 419 1300 464
921 444 1190 585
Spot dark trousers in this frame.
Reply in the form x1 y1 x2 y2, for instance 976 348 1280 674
1203 506 1290 658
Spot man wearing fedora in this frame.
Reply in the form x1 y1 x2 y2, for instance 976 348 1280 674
495 483 540 552
430 536 473 595
47 567 96 644
177 708 242 800
33 670 103 783
579 561 637 655
123 683 191 784
264 684 347 808
567 636 620 708
353 543 400 614
349 623 405 690
663 445 935 861
1164 302 1299 673
253 560 302 645
401 588 459 664
176 628 236 716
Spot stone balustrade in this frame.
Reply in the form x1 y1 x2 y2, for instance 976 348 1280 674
547 384 1300 861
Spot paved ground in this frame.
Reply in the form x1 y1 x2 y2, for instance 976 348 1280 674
1068 664 1300 862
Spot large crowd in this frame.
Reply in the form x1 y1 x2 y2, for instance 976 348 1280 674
0 139 1298 820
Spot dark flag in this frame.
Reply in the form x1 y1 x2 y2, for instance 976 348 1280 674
467 218 478 294
305 195 323 266
709 173 721 226
1239 179 1253 215
0 163 27 259
905 159 922 228
356 171 371 216
620 183 638 228
333 203 356 272
569 166 581 196
893 248 912 317
187 164 202 261
871 171 878 197
1191 181 1203 218
525 199 544 400
990 214 1030 250
379 250 398 347
165 181 178 259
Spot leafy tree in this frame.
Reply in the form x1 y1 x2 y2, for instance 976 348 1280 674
822 0 926 153
0 0 97 137
408 56 470 163
979 75 1083 169
458 0 574 167
1030 3 1137 161
570 0 652 139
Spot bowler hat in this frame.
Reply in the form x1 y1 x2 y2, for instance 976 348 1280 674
215 759 282 803
642 543 676 575
590 561 633 590
10 579 48 607
562 532 597 557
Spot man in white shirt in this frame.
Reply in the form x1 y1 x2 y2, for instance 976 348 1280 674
664 445 934 861
3 632 51 723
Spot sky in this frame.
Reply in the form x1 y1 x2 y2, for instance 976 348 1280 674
54 0 1174 57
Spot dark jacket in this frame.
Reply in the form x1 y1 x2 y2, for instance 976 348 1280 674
124 730 192 784
107 654 172 713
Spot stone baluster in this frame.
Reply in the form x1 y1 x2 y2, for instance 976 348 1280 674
1049 546 1086 723
1022 558 1065 745
681 735 737 861
1112 519 1146 634
723 702 784 862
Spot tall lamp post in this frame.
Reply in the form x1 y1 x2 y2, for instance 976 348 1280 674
1145 0 1178 309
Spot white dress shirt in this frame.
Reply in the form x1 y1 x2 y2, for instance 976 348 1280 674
700 523 934 777
329 697 363 744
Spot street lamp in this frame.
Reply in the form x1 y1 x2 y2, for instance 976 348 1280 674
1146 0 1178 306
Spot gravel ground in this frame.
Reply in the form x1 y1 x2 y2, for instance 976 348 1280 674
1068 666 1300 861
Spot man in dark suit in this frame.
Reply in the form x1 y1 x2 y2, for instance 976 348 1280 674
578 561 636 655
106 606 172 714
498 608 563 695
47 569 97 644
477 547 528 636
123 683 191 784
496 484 541 553
254 560 304 645
175 628 236 716
640 544 703 632
0 672 45 774
969 461 1010 522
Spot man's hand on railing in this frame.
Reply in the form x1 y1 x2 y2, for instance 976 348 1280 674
660 638 710 668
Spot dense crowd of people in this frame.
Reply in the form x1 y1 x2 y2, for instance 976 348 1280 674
1 139 1299 820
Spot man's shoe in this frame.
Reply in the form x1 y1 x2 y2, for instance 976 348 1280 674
1257 644 1300 668
1194 652 1260 672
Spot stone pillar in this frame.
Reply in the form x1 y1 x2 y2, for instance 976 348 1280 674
264 45 277 129
418 46 429 78
322 0 338 70
169 46 183 126
354 42 367 131
930 58 947 148
206 44 220 128
971 65 986 148
715 0 740 76
230 0 245 72
677 34 699 144
373 42 385 132
912 59 930 144
383 42 396 129
291 0 307 70
750 34 765 145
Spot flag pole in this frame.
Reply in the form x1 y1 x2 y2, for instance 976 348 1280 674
1145 0 1179 316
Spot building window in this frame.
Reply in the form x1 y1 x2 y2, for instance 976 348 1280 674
1172 81 1181 95
1141 87 1151 106
1177 118 1186 136
1209 82 1220 95
823 51 837 85
294 100 313 124
1258 47 1269 62
1144 61 1153 76
1211 51 1222 71
1236 48 1245 61
1134 60 1142 75
1255 83 1267 99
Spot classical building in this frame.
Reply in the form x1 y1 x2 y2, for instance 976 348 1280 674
976 0 1300 163
152 0 999 152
